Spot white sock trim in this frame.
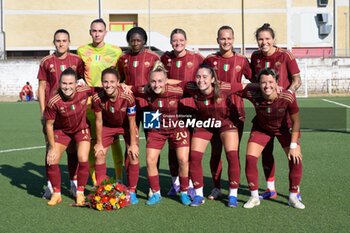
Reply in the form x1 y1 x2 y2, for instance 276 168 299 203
195 187 203 197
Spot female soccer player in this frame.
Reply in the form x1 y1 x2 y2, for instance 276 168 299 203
117 26 160 128
203 25 252 201
250 23 302 200
161 28 204 197
132 61 191 206
45 68 94 206
92 68 139 204
239 68 304 209
170 65 248 207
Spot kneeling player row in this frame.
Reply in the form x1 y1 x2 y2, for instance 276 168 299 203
45 63 304 209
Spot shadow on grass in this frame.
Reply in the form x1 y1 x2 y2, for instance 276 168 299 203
0 162 71 198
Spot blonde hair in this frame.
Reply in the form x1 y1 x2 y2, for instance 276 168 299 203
149 60 168 79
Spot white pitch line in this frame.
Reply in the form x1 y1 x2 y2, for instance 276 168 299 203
322 99 350 108
0 137 147 154
0 146 45 153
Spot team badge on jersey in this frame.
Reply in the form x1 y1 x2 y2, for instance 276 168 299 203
265 62 271 68
204 99 210 106
144 61 150 67
213 61 217 66
169 100 176 106
158 100 163 108
60 107 65 113
50 64 54 68
71 105 75 110
133 61 139 67
266 107 271 113
223 64 230 72
110 106 115 113
60 65 66 71
235 65 242 72
167 62 172 67
95 55 101 62
176 61 182 68
275 61 282 69
187 61 193 68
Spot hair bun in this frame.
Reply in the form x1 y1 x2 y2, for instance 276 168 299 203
263 23 270 28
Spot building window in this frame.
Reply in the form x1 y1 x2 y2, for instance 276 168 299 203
109 22 137 31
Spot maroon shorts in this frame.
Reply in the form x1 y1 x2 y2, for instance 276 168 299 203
146 128 190 150
54 128 91 146
102 126 138 148
248 126 300 148
192 119 237 141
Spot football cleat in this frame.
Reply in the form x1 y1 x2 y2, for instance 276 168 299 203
208 188 222 200
42 187 53 200
47 193 62 206
187 187 196 200
167 184 180 196
259 189 277 200
76 193 86 206
146 193 162 205
190 195 205 207
180 193 191 206
288 196 305 209
130 192 139 205
243 196 260 209
227 196 238 207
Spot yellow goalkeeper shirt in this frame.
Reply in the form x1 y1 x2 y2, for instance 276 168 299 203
77 43 122 87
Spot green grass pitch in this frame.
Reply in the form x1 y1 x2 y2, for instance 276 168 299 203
0 97 349 232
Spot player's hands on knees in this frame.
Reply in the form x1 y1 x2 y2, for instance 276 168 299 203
288 147 302 164
47 147 57 166
94 143 105 157
128 144 139 160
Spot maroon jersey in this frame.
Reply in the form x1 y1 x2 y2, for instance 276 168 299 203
250 47 300 89
237 88 299 134
204 52 252 120
161 50 204 81
92 86 136 128
37 53 84 104
118 49 159 108
45 86 94 134
118 49 160 86
133 84 183 133
181 81 242 125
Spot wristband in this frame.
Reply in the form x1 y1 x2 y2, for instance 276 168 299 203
290 142 297 149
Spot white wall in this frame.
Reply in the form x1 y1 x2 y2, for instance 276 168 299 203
0 59 40 97
0 57 349 98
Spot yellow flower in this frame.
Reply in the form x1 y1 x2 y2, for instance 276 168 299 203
116 203 120 209
104 185 112 191
94 196 101 202
120 194 125 200
110 198 117 206
96 203 103 211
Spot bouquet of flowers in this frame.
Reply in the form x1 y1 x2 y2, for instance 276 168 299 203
87 177 130 211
